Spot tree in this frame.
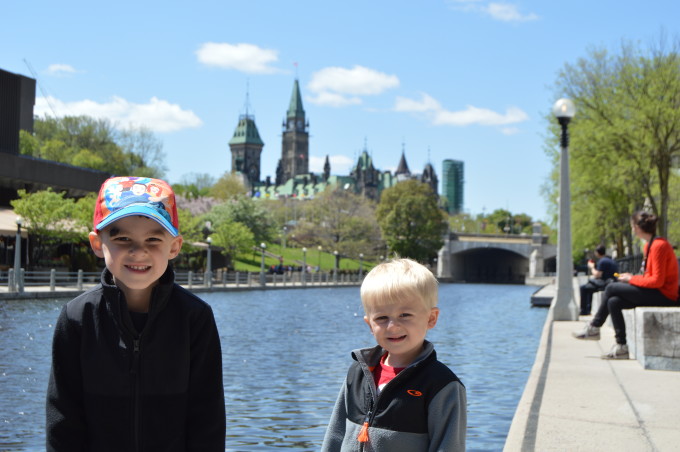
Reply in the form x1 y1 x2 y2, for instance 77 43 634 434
209 172 249 200
376 180 448 262
296 188 382 259
549 37 680 254
204 196 276 244
10 189 89 267
210 219 255 268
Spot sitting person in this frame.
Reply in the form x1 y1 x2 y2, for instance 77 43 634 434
573 211 679 359
579 244 618 315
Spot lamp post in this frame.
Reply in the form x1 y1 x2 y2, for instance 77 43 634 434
333 250 339 283
205 237 212 288
11 216 23 293
317 245 322 270
302 247 307 286
260 243 267 286
282 226 287 250
359 253 364 279
552 98 579 321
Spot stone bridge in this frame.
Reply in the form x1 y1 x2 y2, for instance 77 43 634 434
437 224 556 284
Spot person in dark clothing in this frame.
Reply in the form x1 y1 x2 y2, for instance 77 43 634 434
579 245 619 315
321 258 466 451
46 176 226 451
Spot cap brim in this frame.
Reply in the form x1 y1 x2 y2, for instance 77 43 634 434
95 205 179 237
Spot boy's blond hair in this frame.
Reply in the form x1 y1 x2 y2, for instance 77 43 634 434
360 258 438 312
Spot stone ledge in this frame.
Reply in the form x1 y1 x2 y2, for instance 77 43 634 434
625 307 680 371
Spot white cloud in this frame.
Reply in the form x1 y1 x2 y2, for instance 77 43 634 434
307 65 399 107
501 127 521 135
46 64 77 76
485 3 538 22
393 92 529 128
35 96 203 133
196 42 280 74
309 155 354 174
448 0 539 22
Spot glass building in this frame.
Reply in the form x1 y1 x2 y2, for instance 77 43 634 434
442 159 464 214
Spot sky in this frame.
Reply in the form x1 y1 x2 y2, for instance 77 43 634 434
3 1 680 221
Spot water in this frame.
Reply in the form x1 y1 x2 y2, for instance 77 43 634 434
0 284 546 451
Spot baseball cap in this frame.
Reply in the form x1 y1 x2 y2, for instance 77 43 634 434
93 176 180 236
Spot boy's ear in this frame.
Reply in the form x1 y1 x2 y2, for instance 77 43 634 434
89 231 105 258
168 235 183 260
428 307 440 329
364 316 373 332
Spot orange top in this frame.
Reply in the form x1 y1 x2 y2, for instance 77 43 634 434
629 237 679 301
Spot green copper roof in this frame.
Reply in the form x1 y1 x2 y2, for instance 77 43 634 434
287 79 305 120
356 150 373 171
229 115 264 146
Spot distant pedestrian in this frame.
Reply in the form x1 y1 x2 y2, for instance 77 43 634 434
573 211 679 359
321 258 467 451
579 244 618 315
46 176 225 451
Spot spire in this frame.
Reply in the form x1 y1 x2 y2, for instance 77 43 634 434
287 79 305 120
395 148 411 176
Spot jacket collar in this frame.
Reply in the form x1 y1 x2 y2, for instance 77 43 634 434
352 340 436 369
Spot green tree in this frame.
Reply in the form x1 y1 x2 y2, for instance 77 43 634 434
549 38 680 253
211 219 255 268
376 180 447 262
204 196 276 244
209 172 249 200
296 188 382 260
10 189 87 266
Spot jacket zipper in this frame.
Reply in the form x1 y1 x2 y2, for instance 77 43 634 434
132 337 142 452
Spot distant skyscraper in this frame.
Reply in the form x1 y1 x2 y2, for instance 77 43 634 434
442 159 464 214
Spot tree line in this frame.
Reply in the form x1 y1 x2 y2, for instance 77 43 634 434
544 35 680 261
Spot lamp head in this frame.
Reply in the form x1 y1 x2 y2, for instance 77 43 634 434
260 243 266 249
16 216 23 226
302 247 307 252
552 98 575 119
206 236 212 244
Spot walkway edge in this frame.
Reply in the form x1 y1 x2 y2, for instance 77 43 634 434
503 305 553 452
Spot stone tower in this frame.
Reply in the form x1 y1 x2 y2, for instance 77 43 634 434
229 114 264 187
279 79 309 184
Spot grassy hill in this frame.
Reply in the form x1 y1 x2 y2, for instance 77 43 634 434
232 245 376 273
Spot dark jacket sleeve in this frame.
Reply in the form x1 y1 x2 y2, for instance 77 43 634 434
46 304 87 452
427 380 467 452
186 303 226 451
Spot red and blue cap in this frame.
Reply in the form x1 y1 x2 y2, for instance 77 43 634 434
93 176 179 236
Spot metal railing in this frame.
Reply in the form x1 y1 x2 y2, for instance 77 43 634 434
1 267 364 294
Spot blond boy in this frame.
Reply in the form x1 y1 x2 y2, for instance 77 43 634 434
322 258 467 451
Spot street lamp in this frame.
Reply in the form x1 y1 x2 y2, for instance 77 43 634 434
205 236 212 288
11 216 23 293
333 250 339 283
317 245 322 270
260 243 267 286
302 247 307 286
282 226 287 250
359 253 364 279
552 98 578 321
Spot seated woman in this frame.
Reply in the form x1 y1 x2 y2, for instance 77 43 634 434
573 211 679 359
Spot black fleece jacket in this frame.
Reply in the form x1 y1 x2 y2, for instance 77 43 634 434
46 266 226 451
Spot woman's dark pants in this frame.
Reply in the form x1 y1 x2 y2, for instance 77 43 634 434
591 282 676 345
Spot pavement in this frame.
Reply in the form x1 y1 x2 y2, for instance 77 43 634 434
504 304 680 451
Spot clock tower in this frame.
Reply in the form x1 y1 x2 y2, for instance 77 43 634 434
280 79 309 183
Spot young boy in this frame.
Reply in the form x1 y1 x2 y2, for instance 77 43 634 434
46 176 226 451
321 258 467 451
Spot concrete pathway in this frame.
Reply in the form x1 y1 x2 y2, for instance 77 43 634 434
505 311 680 451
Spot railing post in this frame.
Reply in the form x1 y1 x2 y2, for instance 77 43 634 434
18 268 25 293
8 268 15 292
77 269 83 291
188 271 193 289
222 271 227 287
50 269 56 292
235 272 240 287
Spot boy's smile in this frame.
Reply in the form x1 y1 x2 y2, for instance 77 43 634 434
89 216 182 311
364 299 439 368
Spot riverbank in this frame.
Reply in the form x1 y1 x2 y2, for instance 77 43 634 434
504 303 680 451
0 279 359 301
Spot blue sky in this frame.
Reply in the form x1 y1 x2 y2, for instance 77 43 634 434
3 1 679 221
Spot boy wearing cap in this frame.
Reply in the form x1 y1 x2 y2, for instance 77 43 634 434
46 177 226 451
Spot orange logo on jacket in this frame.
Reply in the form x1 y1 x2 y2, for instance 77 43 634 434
407 389 423 397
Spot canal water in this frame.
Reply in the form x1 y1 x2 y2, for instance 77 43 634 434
0 283 545 451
